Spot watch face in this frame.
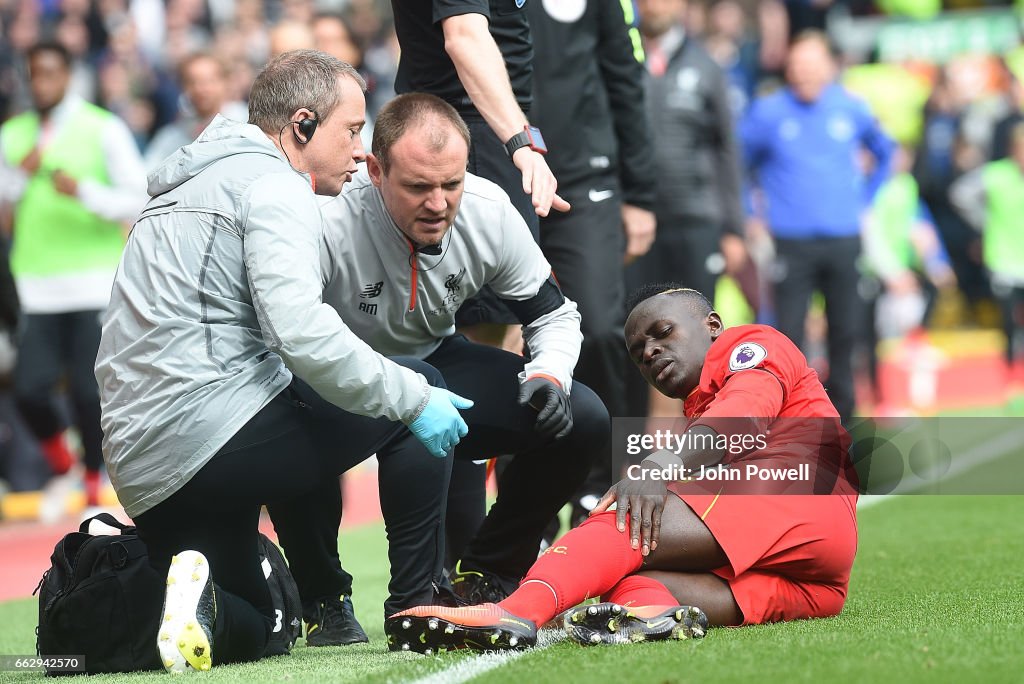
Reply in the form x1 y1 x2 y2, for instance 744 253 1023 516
526 126 547 152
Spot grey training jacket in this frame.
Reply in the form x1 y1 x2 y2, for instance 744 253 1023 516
96 116 428 517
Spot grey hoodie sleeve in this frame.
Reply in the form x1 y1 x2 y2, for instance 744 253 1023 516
241 172 429 423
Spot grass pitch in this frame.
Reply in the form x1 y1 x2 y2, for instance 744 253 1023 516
1 493 1021 683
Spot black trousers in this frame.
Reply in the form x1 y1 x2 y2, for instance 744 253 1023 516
539 180 627 419
455 117 541 327
14 310 104 472
992 281 1024 365
272 335 608 609
134 358 451 663
772 235 862 422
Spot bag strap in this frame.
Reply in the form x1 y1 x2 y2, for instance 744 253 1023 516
79 512 136 535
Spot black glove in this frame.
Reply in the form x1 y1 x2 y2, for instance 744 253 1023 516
517 376 573 441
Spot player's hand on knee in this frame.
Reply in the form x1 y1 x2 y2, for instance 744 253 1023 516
593 475 668 557
517 376 572 440
407 387 474 458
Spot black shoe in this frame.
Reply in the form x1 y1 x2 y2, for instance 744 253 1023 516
564 602 708 645
385 603 536 654
305 594 369 646
450 560 515 605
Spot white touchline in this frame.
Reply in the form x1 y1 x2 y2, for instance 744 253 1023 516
404 630 566 684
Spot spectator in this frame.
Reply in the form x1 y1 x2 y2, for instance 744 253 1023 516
144 52 246 171
913 70 990 308
862 145 954 396
740 30 894 423
950 123 1024 373
0 41 147 506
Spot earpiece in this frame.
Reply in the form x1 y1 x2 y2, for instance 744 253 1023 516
293 114 319 144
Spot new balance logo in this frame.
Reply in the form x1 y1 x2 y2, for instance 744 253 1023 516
358 302 377 315
360 281 384 298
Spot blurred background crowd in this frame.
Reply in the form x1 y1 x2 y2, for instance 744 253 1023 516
1 0 1023 513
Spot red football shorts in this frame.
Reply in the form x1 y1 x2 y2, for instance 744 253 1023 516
673 489 858 625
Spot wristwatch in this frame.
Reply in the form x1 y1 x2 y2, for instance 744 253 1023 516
504 125 548 158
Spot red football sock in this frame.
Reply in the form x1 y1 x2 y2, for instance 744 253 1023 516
602 574 678 610
84 469 101 507
41 433 74 475
499 511 643 625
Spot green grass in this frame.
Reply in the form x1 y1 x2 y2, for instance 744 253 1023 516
2 495 1022 683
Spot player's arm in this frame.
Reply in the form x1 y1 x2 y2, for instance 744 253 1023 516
439 8 568 216
646 371 783 473
594 371 783 554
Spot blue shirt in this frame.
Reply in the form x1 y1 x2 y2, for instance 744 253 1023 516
741 83 894 239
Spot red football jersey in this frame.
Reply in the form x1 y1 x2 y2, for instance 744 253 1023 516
683 324 839 420
680 325 855 494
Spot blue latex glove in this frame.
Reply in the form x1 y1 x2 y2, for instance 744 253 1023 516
407 387 474 458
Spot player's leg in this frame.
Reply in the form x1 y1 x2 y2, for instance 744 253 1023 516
606 571 741 626
385 495 723 652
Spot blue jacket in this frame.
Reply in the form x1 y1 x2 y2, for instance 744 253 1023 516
740 83 894 239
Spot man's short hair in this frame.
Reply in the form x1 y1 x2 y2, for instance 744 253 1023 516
789 29 839 60
371 93 471 174
627 282 714 319
248 49 365 135
27 41 72 70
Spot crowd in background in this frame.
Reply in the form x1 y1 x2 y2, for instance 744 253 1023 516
1 0 1023 498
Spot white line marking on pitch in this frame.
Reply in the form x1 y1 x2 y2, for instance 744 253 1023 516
405 630 565 684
